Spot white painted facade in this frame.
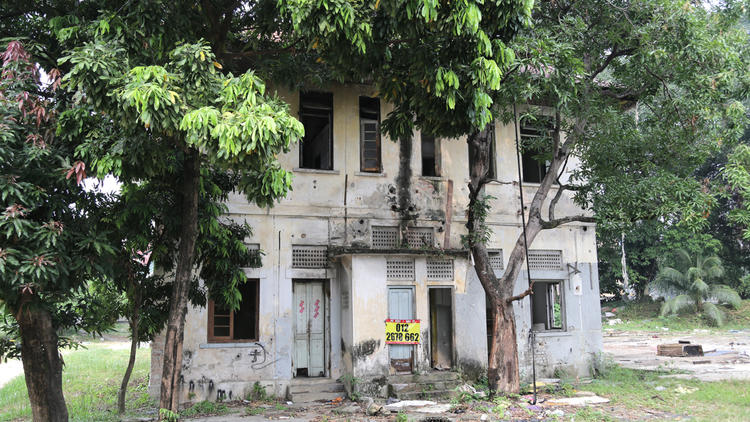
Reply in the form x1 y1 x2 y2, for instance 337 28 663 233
149 84 603 403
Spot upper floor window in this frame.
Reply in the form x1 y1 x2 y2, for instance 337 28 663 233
421 134 440 177
468 123 497 180
299 92 333 170
359 96 381 172
520 116 553 183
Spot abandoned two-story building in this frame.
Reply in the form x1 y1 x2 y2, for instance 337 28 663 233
149 84 603 404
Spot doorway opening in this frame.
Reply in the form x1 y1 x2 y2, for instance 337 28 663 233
429 288 453 370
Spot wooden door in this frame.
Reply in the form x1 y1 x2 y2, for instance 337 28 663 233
388 287 414 372
293 280 326 377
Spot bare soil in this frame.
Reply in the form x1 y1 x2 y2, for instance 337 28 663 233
603 328 750 381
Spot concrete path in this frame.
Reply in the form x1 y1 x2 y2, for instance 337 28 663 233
0 358 23 389
603 329 750 381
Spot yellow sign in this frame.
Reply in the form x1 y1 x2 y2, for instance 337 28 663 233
385 319 421 344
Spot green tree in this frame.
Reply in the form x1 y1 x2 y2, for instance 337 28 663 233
651 249 741 325
598 220 722 300
58 30 302 412
53 0 535 404
0 41 118 422
281 0 533 393
472 0 747 392
283 0 748 394
94 174 262 414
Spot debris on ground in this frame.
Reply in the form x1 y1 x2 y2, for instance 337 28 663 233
383 399 437 412
546 395 610 406
657 342 704 357
456 383 487 398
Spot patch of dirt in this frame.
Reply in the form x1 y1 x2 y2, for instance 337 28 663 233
603 329 750 381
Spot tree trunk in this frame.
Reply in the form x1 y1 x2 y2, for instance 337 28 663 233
117 311 140 413
621 231 635 301
465 117 575 394
487 295 520 393
16 302 69 422
159 149 201 414
466 131 522 393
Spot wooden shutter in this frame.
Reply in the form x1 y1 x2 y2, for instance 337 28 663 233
208 301 233 342
360 118 381 172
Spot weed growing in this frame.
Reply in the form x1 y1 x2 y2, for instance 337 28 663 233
180 400 229 417
570 407 614 421
585 365 750 421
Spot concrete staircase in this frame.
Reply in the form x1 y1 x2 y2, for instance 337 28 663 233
289 378 345 403
388 371 462 400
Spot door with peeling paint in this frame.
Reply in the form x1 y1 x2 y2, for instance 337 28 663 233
293 280 326 377
388 287 414 373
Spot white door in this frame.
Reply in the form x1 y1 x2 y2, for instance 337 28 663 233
294 281 326 377
388 287 414 372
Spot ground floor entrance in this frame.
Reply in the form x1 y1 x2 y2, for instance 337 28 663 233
429 287 453 369
388 286 414 373
293 280 326 377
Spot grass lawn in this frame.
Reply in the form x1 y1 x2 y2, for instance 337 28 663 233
0 344 153 422
580 364 750 422
603 299 750 332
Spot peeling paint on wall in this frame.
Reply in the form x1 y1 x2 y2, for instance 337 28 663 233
352 339 380 361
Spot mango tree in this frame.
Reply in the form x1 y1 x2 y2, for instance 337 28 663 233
0 41 118 422
59 33 303 412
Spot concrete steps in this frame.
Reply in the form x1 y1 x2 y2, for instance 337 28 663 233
388 371 461 400
290 378 345 403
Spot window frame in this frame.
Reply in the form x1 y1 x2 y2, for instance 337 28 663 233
468 123 497 180
299 91 334 171
359 96 382 173
420 134 441 177
207 279 260 343
530 280 565 331
519 116 553 184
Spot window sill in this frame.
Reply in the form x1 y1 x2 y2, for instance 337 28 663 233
355 171 387 177
199 342 260 349
293 168 340 175
419 176 445 181
531 330 571 337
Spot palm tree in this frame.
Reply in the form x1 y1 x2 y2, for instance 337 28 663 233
650 249 741 326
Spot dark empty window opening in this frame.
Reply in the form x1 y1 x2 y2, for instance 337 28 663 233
299 92 333 170
520 116 553 183
360 96 381 172
421 134 440 177
531 281 563 331
468 124 497 180
208 279 259 342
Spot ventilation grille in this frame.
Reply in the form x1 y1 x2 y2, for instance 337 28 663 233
426 259 454 280
488 250 504 271
405 227 434 249
386 258 415 280
372 226 399 249
528 250 562 270
291 245 328 269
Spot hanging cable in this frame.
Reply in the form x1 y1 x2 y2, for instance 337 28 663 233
513 103 537 405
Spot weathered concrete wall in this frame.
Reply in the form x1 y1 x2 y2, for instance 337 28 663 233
149 215 344 404
148 83 602 403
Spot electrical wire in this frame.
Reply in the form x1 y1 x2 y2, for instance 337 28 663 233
513 103 537 405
